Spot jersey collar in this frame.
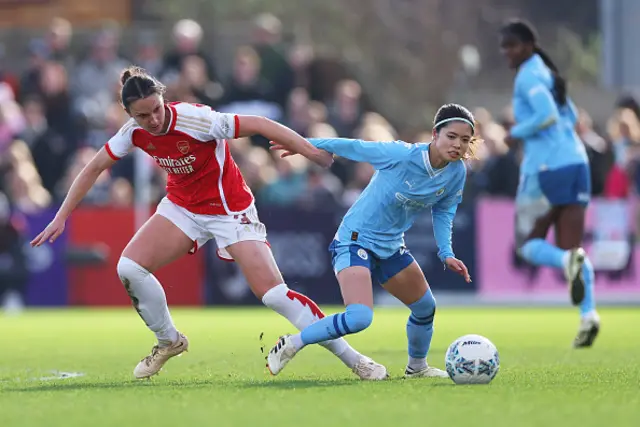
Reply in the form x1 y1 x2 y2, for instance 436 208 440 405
422 143 448 178
156 104 177 135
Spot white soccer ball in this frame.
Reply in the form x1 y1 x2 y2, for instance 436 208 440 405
445 334 500 385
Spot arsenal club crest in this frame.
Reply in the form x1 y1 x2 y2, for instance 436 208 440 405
177 140 190 154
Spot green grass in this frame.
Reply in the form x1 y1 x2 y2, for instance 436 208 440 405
1 307 638 427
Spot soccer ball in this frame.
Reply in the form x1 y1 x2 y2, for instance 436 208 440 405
445 334 500 384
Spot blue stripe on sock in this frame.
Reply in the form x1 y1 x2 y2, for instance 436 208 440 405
340 313 352 334
332 314 343 336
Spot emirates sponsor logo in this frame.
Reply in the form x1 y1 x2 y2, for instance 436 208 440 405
152 155 197 175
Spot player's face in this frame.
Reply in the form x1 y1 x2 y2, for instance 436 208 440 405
433 121 472 162
500 34 530 69
128 94 167 135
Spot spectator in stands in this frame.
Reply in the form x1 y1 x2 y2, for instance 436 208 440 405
605 108 640 198
19 39 50 101
133 31 163 78
0 83 25 153
0 191 28 315
5 141 51 215
327 79 363 138
57 147 111 205
576 108 611 196
251 13 294 108
20 96 70 196
46 17 74 70
218 46 282 149
40 61 77 147
72 29 128 144
161 19 218 85
259 152 309 207
0 43 20 97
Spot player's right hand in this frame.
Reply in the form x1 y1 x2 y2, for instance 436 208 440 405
269 141 295 158
31 217 66 247
269 141 334 168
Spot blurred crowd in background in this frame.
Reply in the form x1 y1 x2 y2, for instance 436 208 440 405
2 15 640 216
2 14 640 270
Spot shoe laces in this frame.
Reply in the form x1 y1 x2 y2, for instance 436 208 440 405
354 359 375 374
141 345 161 366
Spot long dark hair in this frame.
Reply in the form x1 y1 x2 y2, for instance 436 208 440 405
501 19 567 106
119 66 166 111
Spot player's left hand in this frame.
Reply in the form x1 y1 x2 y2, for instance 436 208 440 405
445 257 471 283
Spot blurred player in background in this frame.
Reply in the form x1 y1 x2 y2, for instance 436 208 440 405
500 19 599 347
267 103 475 378
31 66 387 380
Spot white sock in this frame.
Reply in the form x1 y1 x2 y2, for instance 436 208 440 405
117 257 179 346
408 356 427 371
262 284 362 368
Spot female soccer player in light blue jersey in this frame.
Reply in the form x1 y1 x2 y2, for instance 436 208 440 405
500 19 599 347
266 103 476 378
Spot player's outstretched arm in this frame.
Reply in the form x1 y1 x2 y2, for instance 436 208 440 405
271 138 411 170
237 116 333 168
31 148 116 247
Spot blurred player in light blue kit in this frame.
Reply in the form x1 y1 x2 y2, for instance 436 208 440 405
267 104 477 378
500 19 599 347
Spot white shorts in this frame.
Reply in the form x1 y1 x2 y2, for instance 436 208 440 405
155 197 267 261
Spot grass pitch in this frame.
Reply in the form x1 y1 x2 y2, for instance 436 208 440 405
1 307 638 427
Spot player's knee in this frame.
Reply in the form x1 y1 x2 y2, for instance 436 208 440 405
344 304 373 333
408 289 436 324
116 256 149 285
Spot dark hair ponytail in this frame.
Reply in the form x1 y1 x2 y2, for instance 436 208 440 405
534 47 567 106
501 19 567 106
119 66 166 111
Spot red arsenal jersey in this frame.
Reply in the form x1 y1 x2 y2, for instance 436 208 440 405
105 102 254 215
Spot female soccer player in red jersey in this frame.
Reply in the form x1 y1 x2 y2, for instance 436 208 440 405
31 66 387 380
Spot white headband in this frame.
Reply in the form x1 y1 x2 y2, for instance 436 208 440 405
434 117 475 134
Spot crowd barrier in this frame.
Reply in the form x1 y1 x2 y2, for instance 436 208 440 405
20 198 639 306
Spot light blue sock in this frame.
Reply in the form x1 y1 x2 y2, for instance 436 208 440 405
580 256 596 316
520 238 566 269
295 304 373 350
406 288 436 369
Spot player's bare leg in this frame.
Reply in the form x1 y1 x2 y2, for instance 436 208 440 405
226 241 387 380
119 214 194 378
383 262 448 378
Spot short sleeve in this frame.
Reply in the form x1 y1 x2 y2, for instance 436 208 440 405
105 119 136 160
174 103 238 141
209 110 239 140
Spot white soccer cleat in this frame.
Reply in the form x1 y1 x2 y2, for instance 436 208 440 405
133 332 189 379
573 312 600 348
352 356 389 380
404 365 449 379
266 334 298 376
563 247 586 306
